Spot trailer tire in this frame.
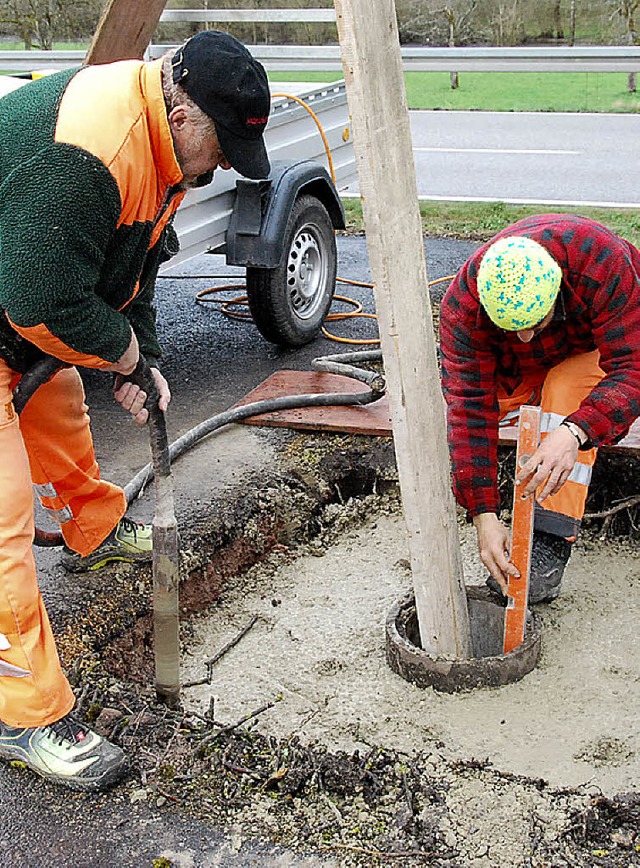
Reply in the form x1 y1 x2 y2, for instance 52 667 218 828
246 194 336 347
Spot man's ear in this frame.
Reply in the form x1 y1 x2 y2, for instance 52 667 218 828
168 105 189 133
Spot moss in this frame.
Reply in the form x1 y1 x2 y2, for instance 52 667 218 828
86 703 102 724
157 763 176 781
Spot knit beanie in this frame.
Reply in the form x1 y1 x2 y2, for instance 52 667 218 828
477 236 561 331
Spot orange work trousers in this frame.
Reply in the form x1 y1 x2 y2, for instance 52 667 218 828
497 351 604 541
0 360 125 728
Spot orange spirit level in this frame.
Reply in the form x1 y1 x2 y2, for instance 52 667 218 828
503 405 541 654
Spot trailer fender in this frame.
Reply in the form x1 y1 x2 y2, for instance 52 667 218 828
225 159 345 268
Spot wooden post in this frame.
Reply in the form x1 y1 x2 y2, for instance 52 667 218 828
335 0 471 657
85 0 168 65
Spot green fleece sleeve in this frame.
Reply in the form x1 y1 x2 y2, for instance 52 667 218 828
124 262 162 368
0 141 132 366
125 223 182 368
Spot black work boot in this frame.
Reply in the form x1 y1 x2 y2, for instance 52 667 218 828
529 531 572 603
484 531 573 605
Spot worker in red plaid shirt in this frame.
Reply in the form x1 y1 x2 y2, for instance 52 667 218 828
440 214 640 603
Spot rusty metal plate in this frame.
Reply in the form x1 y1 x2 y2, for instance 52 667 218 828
237 370 640 454
235 370 393 436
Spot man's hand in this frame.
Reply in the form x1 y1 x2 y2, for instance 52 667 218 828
473 512 519 593
114 367 171 426
516 425 579 502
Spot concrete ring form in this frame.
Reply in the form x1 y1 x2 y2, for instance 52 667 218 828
386 586 543 693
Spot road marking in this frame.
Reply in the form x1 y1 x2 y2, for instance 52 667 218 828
414 147 579 155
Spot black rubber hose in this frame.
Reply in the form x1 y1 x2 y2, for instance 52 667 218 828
124 349 386 504
13 356 66 416
124 356 171 480
20 349 386 544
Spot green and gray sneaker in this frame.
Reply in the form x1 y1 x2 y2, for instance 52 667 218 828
0 711 128 791
61 516 153 573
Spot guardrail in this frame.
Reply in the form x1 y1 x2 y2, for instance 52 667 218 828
0 50 85 71
2 45 640 74
159 8 337 23
400 45 640 73
151 44 640 73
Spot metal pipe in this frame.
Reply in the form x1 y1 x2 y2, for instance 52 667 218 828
127 358 181 707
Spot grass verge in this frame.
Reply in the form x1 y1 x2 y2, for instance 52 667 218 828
341 198 640 246
270 70 640 114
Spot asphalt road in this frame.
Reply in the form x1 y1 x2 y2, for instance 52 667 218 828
343 110 640 208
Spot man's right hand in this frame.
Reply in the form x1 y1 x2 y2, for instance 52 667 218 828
472 512 520 593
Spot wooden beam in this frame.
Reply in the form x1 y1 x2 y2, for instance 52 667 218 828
85 0 168 65
334 0 471 658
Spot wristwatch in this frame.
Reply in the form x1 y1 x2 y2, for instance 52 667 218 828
561 419 588 447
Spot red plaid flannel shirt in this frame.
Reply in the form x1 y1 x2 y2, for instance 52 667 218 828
440 214 640 517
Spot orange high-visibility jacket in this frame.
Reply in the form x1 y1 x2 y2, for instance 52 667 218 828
0 59 185 372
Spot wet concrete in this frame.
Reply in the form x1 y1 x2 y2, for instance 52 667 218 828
4 235 479 866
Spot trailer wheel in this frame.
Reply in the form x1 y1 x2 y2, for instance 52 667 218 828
246 194 337 347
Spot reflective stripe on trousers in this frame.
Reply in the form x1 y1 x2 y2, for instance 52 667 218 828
497 350 603 540
0 359 125 728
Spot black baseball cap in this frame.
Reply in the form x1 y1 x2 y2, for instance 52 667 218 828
171 31 271 179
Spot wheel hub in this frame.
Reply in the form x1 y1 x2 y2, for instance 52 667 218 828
287 228 326 319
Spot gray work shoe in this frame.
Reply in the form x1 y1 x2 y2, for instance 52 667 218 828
61 516 153 573
529 531 572 603
0 711 128 791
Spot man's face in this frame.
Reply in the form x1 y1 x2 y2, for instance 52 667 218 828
169 106 232 188
514 305 556 343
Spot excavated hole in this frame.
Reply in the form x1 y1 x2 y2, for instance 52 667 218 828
92 442 639 698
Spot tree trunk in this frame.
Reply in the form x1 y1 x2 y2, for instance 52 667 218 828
446 8 459 90
553 0 564 40
569 0 576 46
85 0 168 64
334 0 472 660
623 4 639 94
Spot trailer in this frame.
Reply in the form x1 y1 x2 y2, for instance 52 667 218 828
0 70 356 346
169 80 355 346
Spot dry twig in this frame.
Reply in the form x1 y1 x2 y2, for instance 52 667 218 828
194 697 281 755
183 614 260 688
583 493 640 519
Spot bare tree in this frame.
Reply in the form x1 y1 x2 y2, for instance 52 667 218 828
568 0 577 45
553 0 564 38
611 0 640 91
488 0 524 45
396 0 485 46
435 1 478 87
0 0 100 48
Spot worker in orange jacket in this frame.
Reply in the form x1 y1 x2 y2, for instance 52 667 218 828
0 31 270 791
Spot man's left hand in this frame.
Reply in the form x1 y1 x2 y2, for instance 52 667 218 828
516 424 579 502
113 367 171 426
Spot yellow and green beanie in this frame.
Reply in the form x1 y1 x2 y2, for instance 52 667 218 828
477 236 561 331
